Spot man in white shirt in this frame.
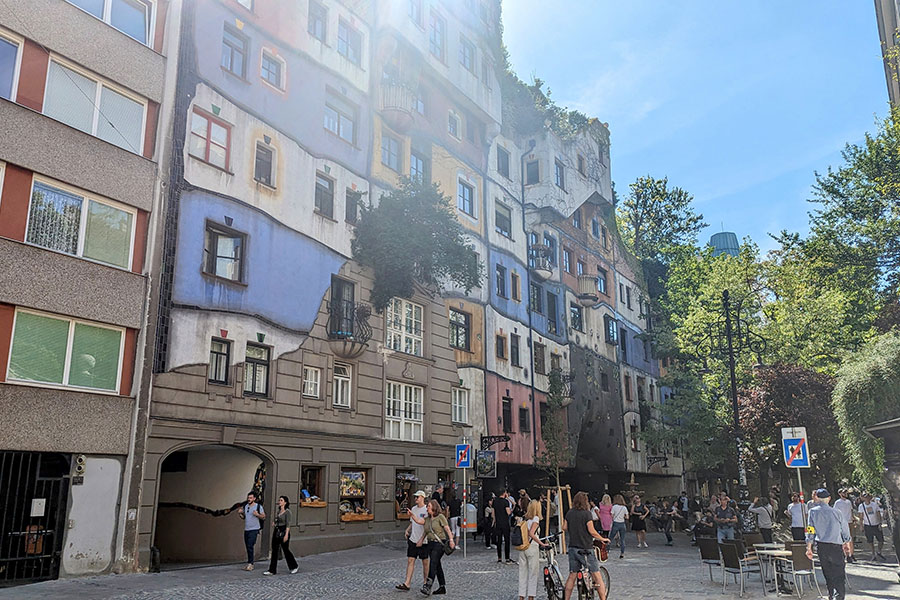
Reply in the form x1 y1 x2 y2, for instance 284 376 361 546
833 489 857 563
858 492 886 561
396 491 430 591
785 493 807 541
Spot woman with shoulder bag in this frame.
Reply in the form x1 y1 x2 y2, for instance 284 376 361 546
263 496 298 575
517 499 550 600
410 499 455 595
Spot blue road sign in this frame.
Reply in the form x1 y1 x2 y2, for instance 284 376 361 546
456 444 472 468
783 437 810 468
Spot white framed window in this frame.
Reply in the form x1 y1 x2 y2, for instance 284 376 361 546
385 381 423 442
260 50 285 90
66 0 155 46
26 177 136 270
243 343 269 397
333 363 351 408
44 58 147 154
451 388 469 424
448 112 460 139
385 298 423 357
0 29 22 101
337 19 362 66
302 366 321 397
7 308 124 393
458 34 475 73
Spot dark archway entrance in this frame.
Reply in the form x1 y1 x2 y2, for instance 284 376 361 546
153 445 270 565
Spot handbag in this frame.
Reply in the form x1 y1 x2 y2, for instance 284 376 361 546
442 538 455 555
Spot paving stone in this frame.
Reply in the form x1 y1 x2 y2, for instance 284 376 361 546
1 533 896 599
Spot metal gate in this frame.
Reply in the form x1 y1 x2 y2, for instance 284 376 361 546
0 452 70 586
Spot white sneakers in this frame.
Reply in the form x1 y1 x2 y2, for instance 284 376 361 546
291 567 299 574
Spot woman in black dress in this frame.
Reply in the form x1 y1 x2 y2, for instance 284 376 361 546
630 495 650 548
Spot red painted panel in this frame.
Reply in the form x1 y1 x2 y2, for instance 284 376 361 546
0 165 33 242
143 100 159 159
119 328 137 396
15 39 49 112
153 0 169 53
132 210 149 274
0 304 15 383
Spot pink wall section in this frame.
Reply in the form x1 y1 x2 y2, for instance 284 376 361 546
485 373 548 466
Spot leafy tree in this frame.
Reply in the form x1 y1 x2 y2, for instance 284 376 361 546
738 364 845 497
537 370 574 505
351 179 483 312
616 176 707 264
832 332 900 489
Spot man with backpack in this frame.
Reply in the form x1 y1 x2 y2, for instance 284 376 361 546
562 491 610 600
496 490 515 564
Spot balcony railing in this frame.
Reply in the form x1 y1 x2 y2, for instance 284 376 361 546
327 300 372 359
379 81 415 133
529 243 554 280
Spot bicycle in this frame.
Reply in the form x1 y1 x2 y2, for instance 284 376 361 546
573 539 610 600
540 534 565 600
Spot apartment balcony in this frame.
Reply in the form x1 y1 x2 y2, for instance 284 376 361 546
529 244 554 281
326 300 373 359
549 368 574 407
379 81 415 133
576 274 599 307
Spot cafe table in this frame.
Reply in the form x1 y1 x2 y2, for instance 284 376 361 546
754 548 793 596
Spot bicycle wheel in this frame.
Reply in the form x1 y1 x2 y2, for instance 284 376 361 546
597 566 611 598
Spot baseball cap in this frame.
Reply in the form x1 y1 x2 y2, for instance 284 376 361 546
413 490 426 497
814 488 830 498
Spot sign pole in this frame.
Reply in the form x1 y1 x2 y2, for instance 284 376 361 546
462 466 467 559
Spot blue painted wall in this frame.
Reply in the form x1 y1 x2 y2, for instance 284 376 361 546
173 190 346 331
619 324 658 376
193 0 371 175
487 247 529 324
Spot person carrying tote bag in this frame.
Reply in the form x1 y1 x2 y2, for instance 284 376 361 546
411 499 456 595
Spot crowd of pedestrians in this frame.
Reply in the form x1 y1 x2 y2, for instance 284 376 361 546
225 482 891 600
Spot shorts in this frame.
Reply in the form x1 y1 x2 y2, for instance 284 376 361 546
864 524 884 543
407 538 429 559
568 547 601 574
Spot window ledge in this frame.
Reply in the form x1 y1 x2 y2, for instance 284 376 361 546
189 154 234 175
221 66 251 84
3 379 123 397
333 404 352 411
254 178 277 191
208 380 231 387
313 210 338 223
201 271 248 288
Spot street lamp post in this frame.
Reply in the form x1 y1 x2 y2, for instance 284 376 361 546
697 289 766 502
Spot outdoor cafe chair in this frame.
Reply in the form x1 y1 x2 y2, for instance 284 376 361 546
720 541 764 598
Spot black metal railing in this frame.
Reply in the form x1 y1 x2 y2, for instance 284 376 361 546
327 300 373 344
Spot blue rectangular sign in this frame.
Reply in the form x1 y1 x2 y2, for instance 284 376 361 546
783 438 809 468
455 444 472 468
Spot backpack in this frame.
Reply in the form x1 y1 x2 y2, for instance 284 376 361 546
511 519 531 551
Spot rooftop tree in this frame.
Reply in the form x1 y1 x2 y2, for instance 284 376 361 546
351 179 483 312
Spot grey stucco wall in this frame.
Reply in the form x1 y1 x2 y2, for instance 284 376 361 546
0 238 147 329
0 384 135 454
0 0 166 102
0 100 158 212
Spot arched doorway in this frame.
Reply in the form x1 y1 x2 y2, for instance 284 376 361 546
153 444 271 565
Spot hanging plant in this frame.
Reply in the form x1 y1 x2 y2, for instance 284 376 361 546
351 178 483 312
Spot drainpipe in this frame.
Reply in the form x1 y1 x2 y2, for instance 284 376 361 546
520 138 539 463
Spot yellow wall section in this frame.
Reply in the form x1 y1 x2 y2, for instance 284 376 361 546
444 298 485 368
431 145 484 236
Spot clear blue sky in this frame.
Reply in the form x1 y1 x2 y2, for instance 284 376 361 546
502 0 890 251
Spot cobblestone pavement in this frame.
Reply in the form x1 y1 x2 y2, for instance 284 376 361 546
2 533 897 600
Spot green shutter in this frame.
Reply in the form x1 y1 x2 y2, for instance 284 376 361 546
83 200 133 268
68 323 121 390
8 312 69 384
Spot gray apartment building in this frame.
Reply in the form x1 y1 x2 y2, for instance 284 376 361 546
0 0 175 584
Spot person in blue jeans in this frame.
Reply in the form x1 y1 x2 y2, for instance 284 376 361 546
239 491 265 570
609 494 629 559
714 495 737 543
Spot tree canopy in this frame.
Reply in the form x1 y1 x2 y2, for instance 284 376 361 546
351 179 483 312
